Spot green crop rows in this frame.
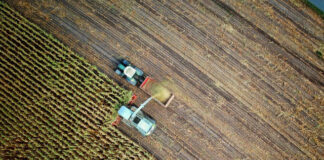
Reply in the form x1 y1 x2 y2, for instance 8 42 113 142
0 2 153 159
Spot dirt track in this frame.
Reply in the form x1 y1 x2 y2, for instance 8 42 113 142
4 0 323 159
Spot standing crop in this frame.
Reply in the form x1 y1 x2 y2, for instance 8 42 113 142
0 2 154 159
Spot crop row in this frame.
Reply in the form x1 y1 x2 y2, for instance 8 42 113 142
0 2 124 91
0 2 153 159
0 15 123 107
0 2 130 100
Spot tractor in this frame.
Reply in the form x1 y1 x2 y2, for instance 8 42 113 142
115 59 146 87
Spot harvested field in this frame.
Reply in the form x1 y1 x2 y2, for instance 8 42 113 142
2 0 324 160
0 2 154 159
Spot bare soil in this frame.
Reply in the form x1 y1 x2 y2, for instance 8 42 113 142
4 0 323 159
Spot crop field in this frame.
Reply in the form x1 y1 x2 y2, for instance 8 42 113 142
2 0 324 159
0 2 154 159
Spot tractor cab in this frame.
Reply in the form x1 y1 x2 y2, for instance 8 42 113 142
115 59 145 86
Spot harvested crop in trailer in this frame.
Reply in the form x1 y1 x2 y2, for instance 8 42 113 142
150 82 172 103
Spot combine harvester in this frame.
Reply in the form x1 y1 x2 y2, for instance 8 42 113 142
113 59 174 136
117 97 156 136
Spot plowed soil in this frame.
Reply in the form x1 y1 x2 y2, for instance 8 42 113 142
3 0 324 159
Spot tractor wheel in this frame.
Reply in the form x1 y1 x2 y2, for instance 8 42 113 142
122 59 130 66
126 77 137 86
135 67 144 76
118 63 126 71
115 69 122 75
